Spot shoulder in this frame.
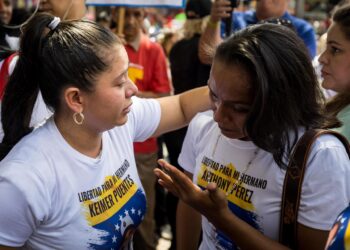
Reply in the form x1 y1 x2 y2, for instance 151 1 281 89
141 35 163 52
188 111 216 138
333 105 350 142
1 120 56 171
283 12 313 31
306 131 350 172
0 129 54 197
337 104 350 120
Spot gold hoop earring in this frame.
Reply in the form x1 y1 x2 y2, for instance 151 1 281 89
73 112 84 125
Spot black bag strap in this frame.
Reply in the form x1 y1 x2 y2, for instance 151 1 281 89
279 129 350 249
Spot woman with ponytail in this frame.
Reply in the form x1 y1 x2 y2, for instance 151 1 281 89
0 13 210 249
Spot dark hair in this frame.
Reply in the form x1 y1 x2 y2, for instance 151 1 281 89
333 3 350 39
0 13 121 159
325 4 350 126
214 24 327 168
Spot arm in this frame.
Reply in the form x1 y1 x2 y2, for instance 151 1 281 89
155 159 328 250
176 171 202 250
152 86 210 137
198 0 232 64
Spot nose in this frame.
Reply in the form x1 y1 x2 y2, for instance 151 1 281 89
213 101 227 124
126 78 138 98
125 12 136 24
318 50 328 65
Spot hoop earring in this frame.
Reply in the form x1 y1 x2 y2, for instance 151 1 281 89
73 112 84 125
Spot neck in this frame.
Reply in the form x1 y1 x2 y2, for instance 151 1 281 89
54 114 102 158
126 30 142 51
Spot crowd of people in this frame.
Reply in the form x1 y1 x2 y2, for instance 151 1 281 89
0 0 350 249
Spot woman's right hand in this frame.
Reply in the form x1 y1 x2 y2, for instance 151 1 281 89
154 159 230 223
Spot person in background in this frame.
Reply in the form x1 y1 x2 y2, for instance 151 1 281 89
320 5 350 143
154 23 350 249
199 0 317 64
0 0 19 51
313 0 350 100
96 10 111 29
113 6 172 250
0 13 210 249
38 0 86 21
0 0 87 140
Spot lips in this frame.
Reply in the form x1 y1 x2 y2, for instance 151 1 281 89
123 102 133 112
321 70 330 78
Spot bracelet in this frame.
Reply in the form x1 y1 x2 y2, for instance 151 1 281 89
207 20 219 28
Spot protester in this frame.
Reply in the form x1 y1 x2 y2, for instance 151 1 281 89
38 0 86 20
199 0 317 64
320 3 350 141
154 23 350 249
321 5 350 249
0 0 18 51
0 0 87 140
0 13 210 249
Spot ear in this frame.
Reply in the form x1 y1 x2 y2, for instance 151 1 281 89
63 87 85 113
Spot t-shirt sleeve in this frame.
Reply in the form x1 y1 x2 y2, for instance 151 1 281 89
0 162 50 246
128 96 161 142
298 134 350 230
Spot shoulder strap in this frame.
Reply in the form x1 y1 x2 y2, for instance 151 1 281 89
279 129 350 249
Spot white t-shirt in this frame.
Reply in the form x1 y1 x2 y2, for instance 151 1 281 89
179 111 350 250
0 97 161 249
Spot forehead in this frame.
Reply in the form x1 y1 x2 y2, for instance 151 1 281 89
107 45 128 70
210 60 253 99
327 23 349 42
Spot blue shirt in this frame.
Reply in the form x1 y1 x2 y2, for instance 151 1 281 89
221 11 316 58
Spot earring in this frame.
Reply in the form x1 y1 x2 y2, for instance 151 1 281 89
73 112 84 125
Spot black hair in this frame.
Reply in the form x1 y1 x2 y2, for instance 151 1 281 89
214 23 327 168
333 3 350 40
0 13 122 159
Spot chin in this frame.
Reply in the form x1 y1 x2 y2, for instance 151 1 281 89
221 130 244 139
322 81 336 91
115 116 128 126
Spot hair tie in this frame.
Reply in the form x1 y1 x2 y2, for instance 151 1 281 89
48 17 61 30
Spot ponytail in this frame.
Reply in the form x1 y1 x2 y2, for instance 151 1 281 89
0 15 56 159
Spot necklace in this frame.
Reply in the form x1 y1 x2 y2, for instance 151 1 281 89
211 134 260 196
226 148 259 196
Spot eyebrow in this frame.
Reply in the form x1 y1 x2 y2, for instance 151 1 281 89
208 84 252 105
328 40 342 46
114 66 129 81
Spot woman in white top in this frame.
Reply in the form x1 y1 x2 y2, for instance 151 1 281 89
0 13 210 249
155 23 350 250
